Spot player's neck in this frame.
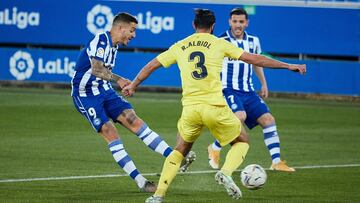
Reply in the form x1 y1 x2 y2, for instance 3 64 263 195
195 28 212 34
109 30 118 46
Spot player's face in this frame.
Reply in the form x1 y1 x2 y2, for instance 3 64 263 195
229 14 248 39
118 22 137 46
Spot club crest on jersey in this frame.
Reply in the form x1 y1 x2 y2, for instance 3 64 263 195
96 47 105 58
249 41 254 49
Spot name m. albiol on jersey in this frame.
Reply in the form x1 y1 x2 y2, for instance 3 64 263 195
181 40 212 51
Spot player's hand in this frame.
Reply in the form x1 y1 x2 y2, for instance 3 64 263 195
122 84 135 97
117 78 131 89
288 64 306 74
259 84 268 99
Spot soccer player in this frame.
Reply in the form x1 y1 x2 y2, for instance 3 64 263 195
122 9 305 202
207 8 295 172
71 12 195 193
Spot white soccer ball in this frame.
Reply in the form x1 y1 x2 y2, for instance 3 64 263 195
240 164 267 190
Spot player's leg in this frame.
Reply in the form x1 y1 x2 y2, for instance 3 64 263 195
208 88 246 169
257 113 295 172
110 96 196 172
72 96 154 191
215 136 249 199
116 109 173 157
146 134 194 203
208 111 247 169
100 121 156 191
146 105 202 202
206 105 249 199
104 91 172 157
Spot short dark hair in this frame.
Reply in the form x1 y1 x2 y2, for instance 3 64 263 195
230 7 248 19
193 9 215 29
113 12 138 25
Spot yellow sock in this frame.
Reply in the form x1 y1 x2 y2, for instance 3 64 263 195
154 150 184 197
221 142 249 176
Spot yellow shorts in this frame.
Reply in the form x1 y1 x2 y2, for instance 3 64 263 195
177 104 241 146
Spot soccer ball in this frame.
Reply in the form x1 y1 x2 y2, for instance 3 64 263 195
240 164 267 190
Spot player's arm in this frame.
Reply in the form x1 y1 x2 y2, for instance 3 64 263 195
253 66 268 98
122 58 162 96
91 58 130 88
239 52 306 74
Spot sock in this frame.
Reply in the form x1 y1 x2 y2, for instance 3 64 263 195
154 150 184 197
221 142 249 176
263 124 281 164
136 123 173 157
108 139 147 188
211 140 222 151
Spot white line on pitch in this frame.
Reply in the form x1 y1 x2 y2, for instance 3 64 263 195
1 163 360 183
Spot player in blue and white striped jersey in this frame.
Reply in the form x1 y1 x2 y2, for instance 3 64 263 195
207 8 295 172
71 13 195 192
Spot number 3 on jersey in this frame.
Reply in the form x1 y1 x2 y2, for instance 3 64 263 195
189 51 208 79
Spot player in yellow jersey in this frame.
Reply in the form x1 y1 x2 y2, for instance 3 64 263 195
123 9 306 203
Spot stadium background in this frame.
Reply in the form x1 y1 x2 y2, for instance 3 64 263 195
1 1 360 202
0 0 359 96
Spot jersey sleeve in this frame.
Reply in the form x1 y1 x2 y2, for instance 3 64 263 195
222 39 244 59
88 33 108 62
254 37 262 54
156 44 177 68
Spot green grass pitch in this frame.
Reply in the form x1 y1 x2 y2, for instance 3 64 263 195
0 87 359 202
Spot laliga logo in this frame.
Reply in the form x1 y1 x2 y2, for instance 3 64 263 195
9 50 76 81
0 7 40 29
86 4 174 35
87 4 113 34
9 51 35 80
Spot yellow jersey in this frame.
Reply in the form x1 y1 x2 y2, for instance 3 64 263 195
157 33 244 106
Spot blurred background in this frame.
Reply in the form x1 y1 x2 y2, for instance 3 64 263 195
0 0 359 97
1 1 360 202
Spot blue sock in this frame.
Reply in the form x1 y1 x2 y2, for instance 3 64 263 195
263 124 281 164
108 139 146 188
211 140 222 151
136 123 173 157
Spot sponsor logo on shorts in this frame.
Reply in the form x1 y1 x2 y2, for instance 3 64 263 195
93 118 101 126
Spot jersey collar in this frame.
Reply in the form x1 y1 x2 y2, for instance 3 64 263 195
105 31 117 48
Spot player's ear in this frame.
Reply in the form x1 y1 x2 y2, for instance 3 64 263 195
211 23 215 33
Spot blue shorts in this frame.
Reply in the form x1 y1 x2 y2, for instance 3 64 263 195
72 90 132 132
222 88 270 129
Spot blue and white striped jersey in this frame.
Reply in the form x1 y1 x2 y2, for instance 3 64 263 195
219 29 262 92
71 31 118 97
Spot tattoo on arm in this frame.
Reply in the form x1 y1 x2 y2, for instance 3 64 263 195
91 58 121 82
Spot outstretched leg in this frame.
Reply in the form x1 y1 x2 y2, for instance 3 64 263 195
101 121 156 192
117 109 172 157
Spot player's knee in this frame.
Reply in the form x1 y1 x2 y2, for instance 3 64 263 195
259 113 275 127
120 109 142 126
235 111 247 122
230 133 249 145
100 123 119 142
